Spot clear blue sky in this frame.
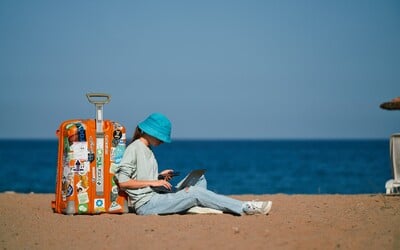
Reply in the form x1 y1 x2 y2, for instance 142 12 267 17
1 0 399 139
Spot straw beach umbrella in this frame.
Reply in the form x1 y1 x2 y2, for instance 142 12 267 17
381 96 400 195
380 97 400 110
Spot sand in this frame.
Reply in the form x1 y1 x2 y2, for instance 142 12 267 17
1 193 399 250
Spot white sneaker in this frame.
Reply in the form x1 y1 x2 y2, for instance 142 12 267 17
242 201 272 215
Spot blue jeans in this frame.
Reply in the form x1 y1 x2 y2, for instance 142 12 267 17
135 176 244 215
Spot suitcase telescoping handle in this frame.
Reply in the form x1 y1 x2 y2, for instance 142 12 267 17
86 93 111 135
86 93 111 196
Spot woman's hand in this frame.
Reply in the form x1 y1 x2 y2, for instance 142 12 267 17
158 169 174 181
151 180 172 190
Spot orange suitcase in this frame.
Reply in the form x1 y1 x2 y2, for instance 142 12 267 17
52 93 129 215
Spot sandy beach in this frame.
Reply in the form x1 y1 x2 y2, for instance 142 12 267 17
1 193 399 250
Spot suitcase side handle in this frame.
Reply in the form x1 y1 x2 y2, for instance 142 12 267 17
86 93 111 105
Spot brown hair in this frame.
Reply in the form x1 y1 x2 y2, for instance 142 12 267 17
129 126 143 145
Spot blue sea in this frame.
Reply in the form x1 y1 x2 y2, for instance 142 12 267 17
0 139 393 195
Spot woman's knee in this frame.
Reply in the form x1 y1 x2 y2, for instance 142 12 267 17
196 175 207 188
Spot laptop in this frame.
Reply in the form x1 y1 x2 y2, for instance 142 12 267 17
152 169 206 193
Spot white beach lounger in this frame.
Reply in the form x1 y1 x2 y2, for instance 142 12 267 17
385 133 400 195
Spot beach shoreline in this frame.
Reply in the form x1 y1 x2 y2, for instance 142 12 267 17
1 193 399 250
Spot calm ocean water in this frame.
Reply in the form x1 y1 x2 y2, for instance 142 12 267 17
0 139 392 195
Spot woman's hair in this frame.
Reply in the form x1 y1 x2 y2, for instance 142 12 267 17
129 126 143 145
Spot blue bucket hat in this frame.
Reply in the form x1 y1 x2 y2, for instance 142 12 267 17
138 113 172 143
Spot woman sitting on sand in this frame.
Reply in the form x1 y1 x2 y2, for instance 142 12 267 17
116 113 272 216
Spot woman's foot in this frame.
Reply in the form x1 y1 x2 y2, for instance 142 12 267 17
242 201 272 215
